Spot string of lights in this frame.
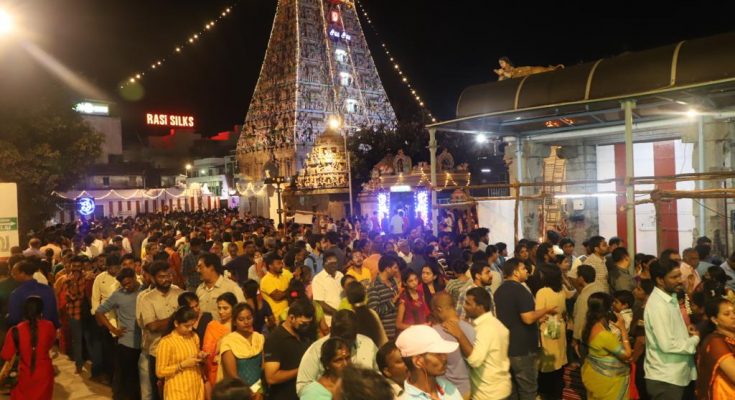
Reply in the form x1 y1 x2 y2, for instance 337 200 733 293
120 3 237 88
355 0 438 123
52 189 193 200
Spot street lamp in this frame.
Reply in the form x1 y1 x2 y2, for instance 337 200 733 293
328 115 354 219
185 163 192 178
0 9 13 36
263 157 286 228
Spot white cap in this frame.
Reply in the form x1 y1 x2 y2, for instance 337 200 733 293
395 325 458 357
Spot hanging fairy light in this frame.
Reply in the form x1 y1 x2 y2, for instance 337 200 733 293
377 192 390 219
356 0 438 123
120 3 238 88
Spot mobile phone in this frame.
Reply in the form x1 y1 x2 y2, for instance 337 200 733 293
607 310 618 323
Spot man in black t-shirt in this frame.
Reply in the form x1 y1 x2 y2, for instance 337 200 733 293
494 258 557 400
264 299 315 400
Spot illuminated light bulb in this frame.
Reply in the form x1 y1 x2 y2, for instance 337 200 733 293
419 102 424 106
402 77 407 82
226 8 231 12
222 12 226 16
175 47 181 52
129 78 135 83
136 74 141 79
390 58 394 61
432 118 437 122
189 38 194 43
152 64 156 69
686 109 699 118
194 34 198 39
157 61 162 65
394 64 399 69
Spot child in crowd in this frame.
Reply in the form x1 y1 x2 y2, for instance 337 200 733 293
612 290 634 332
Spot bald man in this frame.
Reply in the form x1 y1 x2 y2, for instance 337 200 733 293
431 292 475 400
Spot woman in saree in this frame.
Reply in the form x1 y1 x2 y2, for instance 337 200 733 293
581 292 632 400
696 298 735 399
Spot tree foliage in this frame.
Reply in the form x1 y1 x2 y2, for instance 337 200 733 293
346 119 476 184
0 95 103 233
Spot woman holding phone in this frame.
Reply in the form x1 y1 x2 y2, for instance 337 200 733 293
156 306 208 400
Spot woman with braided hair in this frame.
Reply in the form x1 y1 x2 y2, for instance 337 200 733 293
0 296 56 399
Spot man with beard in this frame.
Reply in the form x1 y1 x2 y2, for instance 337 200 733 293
139 261 183 400
264 299 315 400
457 262 495 322
569 236 610 293
644 260 699 399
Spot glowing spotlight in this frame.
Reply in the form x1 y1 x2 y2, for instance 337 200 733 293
0 9 13 36
327 116 342 130
476 134 488 144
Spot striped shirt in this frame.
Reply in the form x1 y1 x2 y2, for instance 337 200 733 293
155 331 205 400
367 277 399 340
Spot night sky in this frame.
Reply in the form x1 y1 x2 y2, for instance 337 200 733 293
1 0 732 143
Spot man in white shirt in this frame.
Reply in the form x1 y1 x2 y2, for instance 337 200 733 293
22 238 43 258
92 228 106 256
390 210 404 235
445 286 511 400
396 240 413 265
90 254 122 382
312 253 344 326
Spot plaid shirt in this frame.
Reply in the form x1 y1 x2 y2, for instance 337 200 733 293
65 274 87 320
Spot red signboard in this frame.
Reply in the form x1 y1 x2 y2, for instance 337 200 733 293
146 113 195 128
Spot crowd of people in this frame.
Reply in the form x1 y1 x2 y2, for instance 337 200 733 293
1 208 735 400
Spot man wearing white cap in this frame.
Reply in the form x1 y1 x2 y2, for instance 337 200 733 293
396 325 463 400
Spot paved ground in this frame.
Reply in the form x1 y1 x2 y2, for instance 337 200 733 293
47 351 113 400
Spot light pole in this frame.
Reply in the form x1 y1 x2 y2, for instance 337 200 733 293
328 116 354 219
263 156 287 229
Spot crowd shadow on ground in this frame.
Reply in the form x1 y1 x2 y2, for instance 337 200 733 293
52 351 112 400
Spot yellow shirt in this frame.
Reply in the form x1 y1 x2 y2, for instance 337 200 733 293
260 270 293 317
156 332 205 400
346 266 372 287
